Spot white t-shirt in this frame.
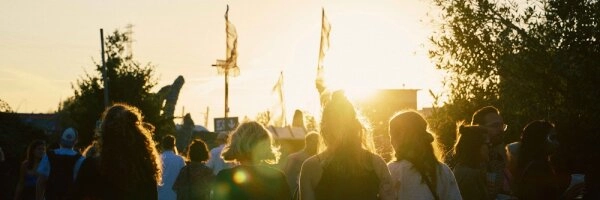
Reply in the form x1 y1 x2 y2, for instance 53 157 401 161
158 150 186 200
206 144 234 175
388 160 462 200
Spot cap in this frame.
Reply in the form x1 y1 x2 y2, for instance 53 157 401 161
61 128 78 147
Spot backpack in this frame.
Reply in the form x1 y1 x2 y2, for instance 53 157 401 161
45 150 82 200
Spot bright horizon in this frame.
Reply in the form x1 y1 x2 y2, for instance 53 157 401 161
0 0 444 131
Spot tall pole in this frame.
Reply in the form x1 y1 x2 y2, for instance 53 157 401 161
224 68 229 119
100 29 109 108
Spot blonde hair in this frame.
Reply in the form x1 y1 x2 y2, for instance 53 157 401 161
320 91 375 175
221 121 280 164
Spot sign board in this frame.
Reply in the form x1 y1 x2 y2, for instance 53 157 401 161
214 117 239 132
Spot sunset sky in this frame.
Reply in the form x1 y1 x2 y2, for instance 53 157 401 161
0 0 444 131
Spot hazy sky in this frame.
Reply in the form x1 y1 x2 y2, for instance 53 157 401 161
1 0 443 131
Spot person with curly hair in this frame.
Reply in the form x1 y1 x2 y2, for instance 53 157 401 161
72 103 162 200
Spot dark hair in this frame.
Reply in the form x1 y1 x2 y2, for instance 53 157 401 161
471 106 500 125
187 139 210 162
26 140 45 170
304 132 320 155
99 103 162 190
453 125 488 168
161 135 176 150
517 120 554 172
389 111 438 186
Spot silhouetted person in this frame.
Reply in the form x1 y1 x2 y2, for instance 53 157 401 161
173 139 214 200
36 128 84 200
72 104 162 200
388 111 461 200
211 121 291 200
300 91 395 200
159 135 186 200
292 110 306 129
14 140 46 200
514 120 560 200
283 132 319 193
452 125 489 200
470 106 510 198
206 132 234 175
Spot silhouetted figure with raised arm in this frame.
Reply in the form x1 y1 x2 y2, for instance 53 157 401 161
71 104 162 200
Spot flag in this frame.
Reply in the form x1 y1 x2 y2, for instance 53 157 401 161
217 5 240 76
316 8 331 107
271 71 286 127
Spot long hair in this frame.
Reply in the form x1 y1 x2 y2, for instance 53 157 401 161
222 121 280 164
453 125 488 168
98 103 162 190
320 91 374 176
517 120 554 173
389 111 439 186
26 140 45 170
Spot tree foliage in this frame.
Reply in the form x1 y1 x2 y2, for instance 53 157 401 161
59 29 166 147
429 0 600 155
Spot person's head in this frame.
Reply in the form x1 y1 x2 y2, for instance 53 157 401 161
60 128 78 149
389 111 437 162
389 111 439 184
222 121 279 164
216 132 229 145
518 120 556 169
161 135 176 151
471 106 505 144
99 103 162 187
292 109 305 128
187 139 210 163
26 140 46 168
453 125 490 168
320 90 372 152
304 132 320 155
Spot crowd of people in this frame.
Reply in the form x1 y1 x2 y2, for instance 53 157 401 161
4 92 590 200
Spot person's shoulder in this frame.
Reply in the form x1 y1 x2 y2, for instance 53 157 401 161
388 160 412 169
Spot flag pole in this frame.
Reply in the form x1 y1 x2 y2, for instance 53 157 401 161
100 29 109 108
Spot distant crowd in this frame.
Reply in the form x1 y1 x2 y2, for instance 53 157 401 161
3 90 594 200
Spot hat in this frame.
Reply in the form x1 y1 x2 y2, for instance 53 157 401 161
60 128 78 147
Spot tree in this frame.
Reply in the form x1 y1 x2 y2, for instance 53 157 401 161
428 0 600 168
59 29 166 147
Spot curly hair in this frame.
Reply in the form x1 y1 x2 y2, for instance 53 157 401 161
98 103 162 190
222 121 280 164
